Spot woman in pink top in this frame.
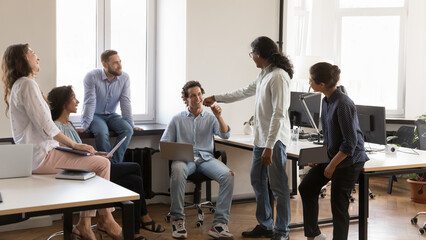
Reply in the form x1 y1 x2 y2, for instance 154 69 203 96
1 43 123 240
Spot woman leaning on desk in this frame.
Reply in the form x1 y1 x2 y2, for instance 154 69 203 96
1 43 123 240
298 62 369 240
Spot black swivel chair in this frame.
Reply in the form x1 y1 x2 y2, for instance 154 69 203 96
165 150 227 227
411 120 426 234
387 126 419 194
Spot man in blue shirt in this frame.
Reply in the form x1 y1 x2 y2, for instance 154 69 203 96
161 81 234 240
80 50 142 163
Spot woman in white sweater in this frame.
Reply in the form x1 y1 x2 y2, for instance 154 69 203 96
1 43 122 240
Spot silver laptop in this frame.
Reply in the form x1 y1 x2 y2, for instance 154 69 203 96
298 146 330 166
0 144 33 179
160 142 194 162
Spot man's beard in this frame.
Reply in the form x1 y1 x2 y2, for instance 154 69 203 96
107 67 122 76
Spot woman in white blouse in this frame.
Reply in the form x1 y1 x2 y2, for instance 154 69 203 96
1 43 123 240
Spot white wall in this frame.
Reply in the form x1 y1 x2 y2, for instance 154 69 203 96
0 0 56 138
405 0 426 119
186 0 281 131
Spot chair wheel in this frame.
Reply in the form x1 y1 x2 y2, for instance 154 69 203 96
350 197 355 203
412 217 418 224
196 221 203 227
209 208 215 213
165 215 171 222
369 193 375 199
352 188 357 193
320 193 326 198
420 228 425 234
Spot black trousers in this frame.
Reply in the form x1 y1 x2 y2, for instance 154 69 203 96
111 162 148 233
298 162 364 240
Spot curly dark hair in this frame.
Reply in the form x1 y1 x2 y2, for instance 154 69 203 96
309 62 341 89
47 85 74 121
181 81 205 106
1 43 33 116
251 36 294 79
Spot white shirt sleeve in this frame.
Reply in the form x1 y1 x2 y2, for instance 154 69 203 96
214 79 257 103
20 80 60 138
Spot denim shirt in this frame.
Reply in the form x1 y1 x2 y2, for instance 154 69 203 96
160 109 231 161
321 88 369 168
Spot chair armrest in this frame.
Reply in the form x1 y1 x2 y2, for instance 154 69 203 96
214 150 227 165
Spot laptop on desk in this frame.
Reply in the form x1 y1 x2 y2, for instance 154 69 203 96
160 142 194 162
0 144 33 179
298 145 329 166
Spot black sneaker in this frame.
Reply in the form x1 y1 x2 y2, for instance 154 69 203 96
241 225 273 238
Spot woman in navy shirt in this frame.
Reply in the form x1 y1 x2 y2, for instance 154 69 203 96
298 62 369 240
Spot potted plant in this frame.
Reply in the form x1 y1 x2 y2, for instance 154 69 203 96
407 113 426 203
243 116 254 135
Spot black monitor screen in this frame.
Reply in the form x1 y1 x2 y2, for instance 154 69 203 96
288 92 321 129
356 105 386 145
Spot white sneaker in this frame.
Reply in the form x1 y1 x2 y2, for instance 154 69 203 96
208 223 234 239
314 233 326 240
172 219 187 239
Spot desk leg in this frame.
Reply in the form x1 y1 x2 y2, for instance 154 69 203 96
63 211 73 240
359 173 369 240
121 201 135 240
291 160 298 195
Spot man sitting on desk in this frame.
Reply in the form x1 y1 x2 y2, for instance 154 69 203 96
80 50 142 163
161 81 234 240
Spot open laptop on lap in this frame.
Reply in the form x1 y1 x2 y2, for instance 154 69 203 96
160 142 194 162
0 144 33 179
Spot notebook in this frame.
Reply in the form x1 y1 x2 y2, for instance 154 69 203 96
160 142 194 162
298 146 330 166
0 144 33 179
55 146 91 156
55 168 96 180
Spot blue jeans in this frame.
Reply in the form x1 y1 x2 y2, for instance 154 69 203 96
252 140 290 237
170 158 234 224
89 113 133 163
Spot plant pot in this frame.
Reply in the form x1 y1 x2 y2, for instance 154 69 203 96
243 123 253 135
407 179 426 203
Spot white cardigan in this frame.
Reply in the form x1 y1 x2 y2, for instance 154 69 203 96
9 77 60 170
215 66 291 149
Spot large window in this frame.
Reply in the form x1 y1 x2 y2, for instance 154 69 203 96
57 0 155 125
289 0 407 117
337 0 406 117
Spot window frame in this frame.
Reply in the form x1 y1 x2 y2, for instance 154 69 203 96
335 1 407 117
65 0 156 125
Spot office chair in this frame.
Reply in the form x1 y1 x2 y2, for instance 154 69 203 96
387 126 419 194
165 150 227 227
411 120 426 234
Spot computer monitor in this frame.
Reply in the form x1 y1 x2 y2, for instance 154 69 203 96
289 91 322 129
356 105 386 145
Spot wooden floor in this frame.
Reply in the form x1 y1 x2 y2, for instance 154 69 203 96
1 177 426 240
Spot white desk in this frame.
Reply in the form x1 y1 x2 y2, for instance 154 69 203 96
359 149 426 240
215 134 323 195
216 135 426 240
0 175 139 240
